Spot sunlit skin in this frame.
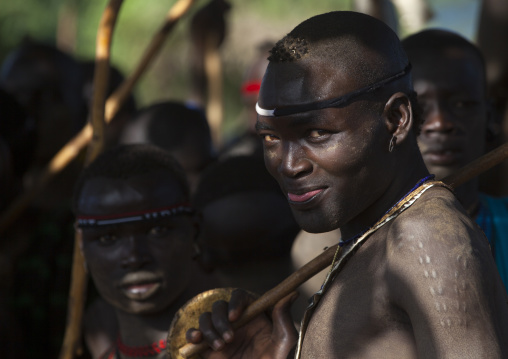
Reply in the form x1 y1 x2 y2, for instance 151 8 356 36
255 58 423 239
187 60 508 357
185 14 508 359
413 46 488 211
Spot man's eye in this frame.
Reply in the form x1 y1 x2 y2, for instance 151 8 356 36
452 99 478 109
308 130 331 140
148 226 169 236
309 130 325 138
98 234 117 245
262 134 278 142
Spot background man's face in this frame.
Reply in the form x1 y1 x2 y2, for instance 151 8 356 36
257 60 394 234
414 49 488 180
77 172 195 314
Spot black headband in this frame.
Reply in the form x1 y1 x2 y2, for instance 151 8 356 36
256 63 412 117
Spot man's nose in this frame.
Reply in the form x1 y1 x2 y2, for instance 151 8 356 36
421 103 457 135
279 142 312 178
121 236 151 269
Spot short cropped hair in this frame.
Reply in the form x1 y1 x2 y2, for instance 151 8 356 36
269 11 407 84
120 101 216 172
72 144 189 213
125 101 212 152
267 11 422 132
402 29 487 93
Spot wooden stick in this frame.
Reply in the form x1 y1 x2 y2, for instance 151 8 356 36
0 0 197 235
59 230 89 359
441 142 508 189
58 1 123 358
179 244 339 358
204 33 224 149
104 0 196 121
87 0 120 163
178 140 508 358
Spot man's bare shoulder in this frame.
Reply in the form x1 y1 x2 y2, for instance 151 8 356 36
387 185 487 253
383 186 508 358
385 185 496 291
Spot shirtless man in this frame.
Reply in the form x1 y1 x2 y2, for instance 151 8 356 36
73 144 216 358
185 11 508 358
402 29 508 290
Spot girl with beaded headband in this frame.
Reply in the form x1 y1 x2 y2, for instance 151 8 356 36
74 144 218 359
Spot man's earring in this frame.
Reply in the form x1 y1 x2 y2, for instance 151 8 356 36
389 135 397 153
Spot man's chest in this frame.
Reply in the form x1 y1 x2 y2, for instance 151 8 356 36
300 241 417 358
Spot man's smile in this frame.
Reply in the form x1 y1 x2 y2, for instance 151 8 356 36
119 272 163 301
122 282 161 300
287 188 326 205
420 141 463 166
423 149 461 166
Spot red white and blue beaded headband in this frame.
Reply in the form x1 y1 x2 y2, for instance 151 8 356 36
76 203 194 228
256 63 412 117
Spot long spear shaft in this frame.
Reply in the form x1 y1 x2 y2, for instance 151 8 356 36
178 141 508 358
0 0 197 235
59 1 123 358
104 0 196 121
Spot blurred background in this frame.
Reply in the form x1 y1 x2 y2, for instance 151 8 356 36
0 1 502 358
0 0 481 142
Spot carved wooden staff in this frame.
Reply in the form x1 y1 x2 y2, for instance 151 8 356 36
176 141 508 358
59 1 123 358
0 0 197 235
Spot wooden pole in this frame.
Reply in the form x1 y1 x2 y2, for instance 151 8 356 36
442 142 508 189
0 0 197 235
204 33 224 149
177 140 508 358
59 1 123 358
104 0 196 122
179 244 338 358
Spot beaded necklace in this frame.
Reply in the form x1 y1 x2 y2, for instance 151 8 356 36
327 175 436 271
110 336 167 358
337 174 435 248
295 176 448 359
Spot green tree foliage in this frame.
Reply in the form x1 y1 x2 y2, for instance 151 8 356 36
0 0 350 141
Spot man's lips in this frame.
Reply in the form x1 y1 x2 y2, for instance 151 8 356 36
423 149 461 166
287 189 324 203
419 137 463 166
119 272 162 300
121 282 162 300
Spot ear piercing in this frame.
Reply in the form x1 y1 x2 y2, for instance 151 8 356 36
389 135 397 153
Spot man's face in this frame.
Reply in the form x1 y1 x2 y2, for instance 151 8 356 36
414 49 488 180
77 171 195 314
256 60 394 234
